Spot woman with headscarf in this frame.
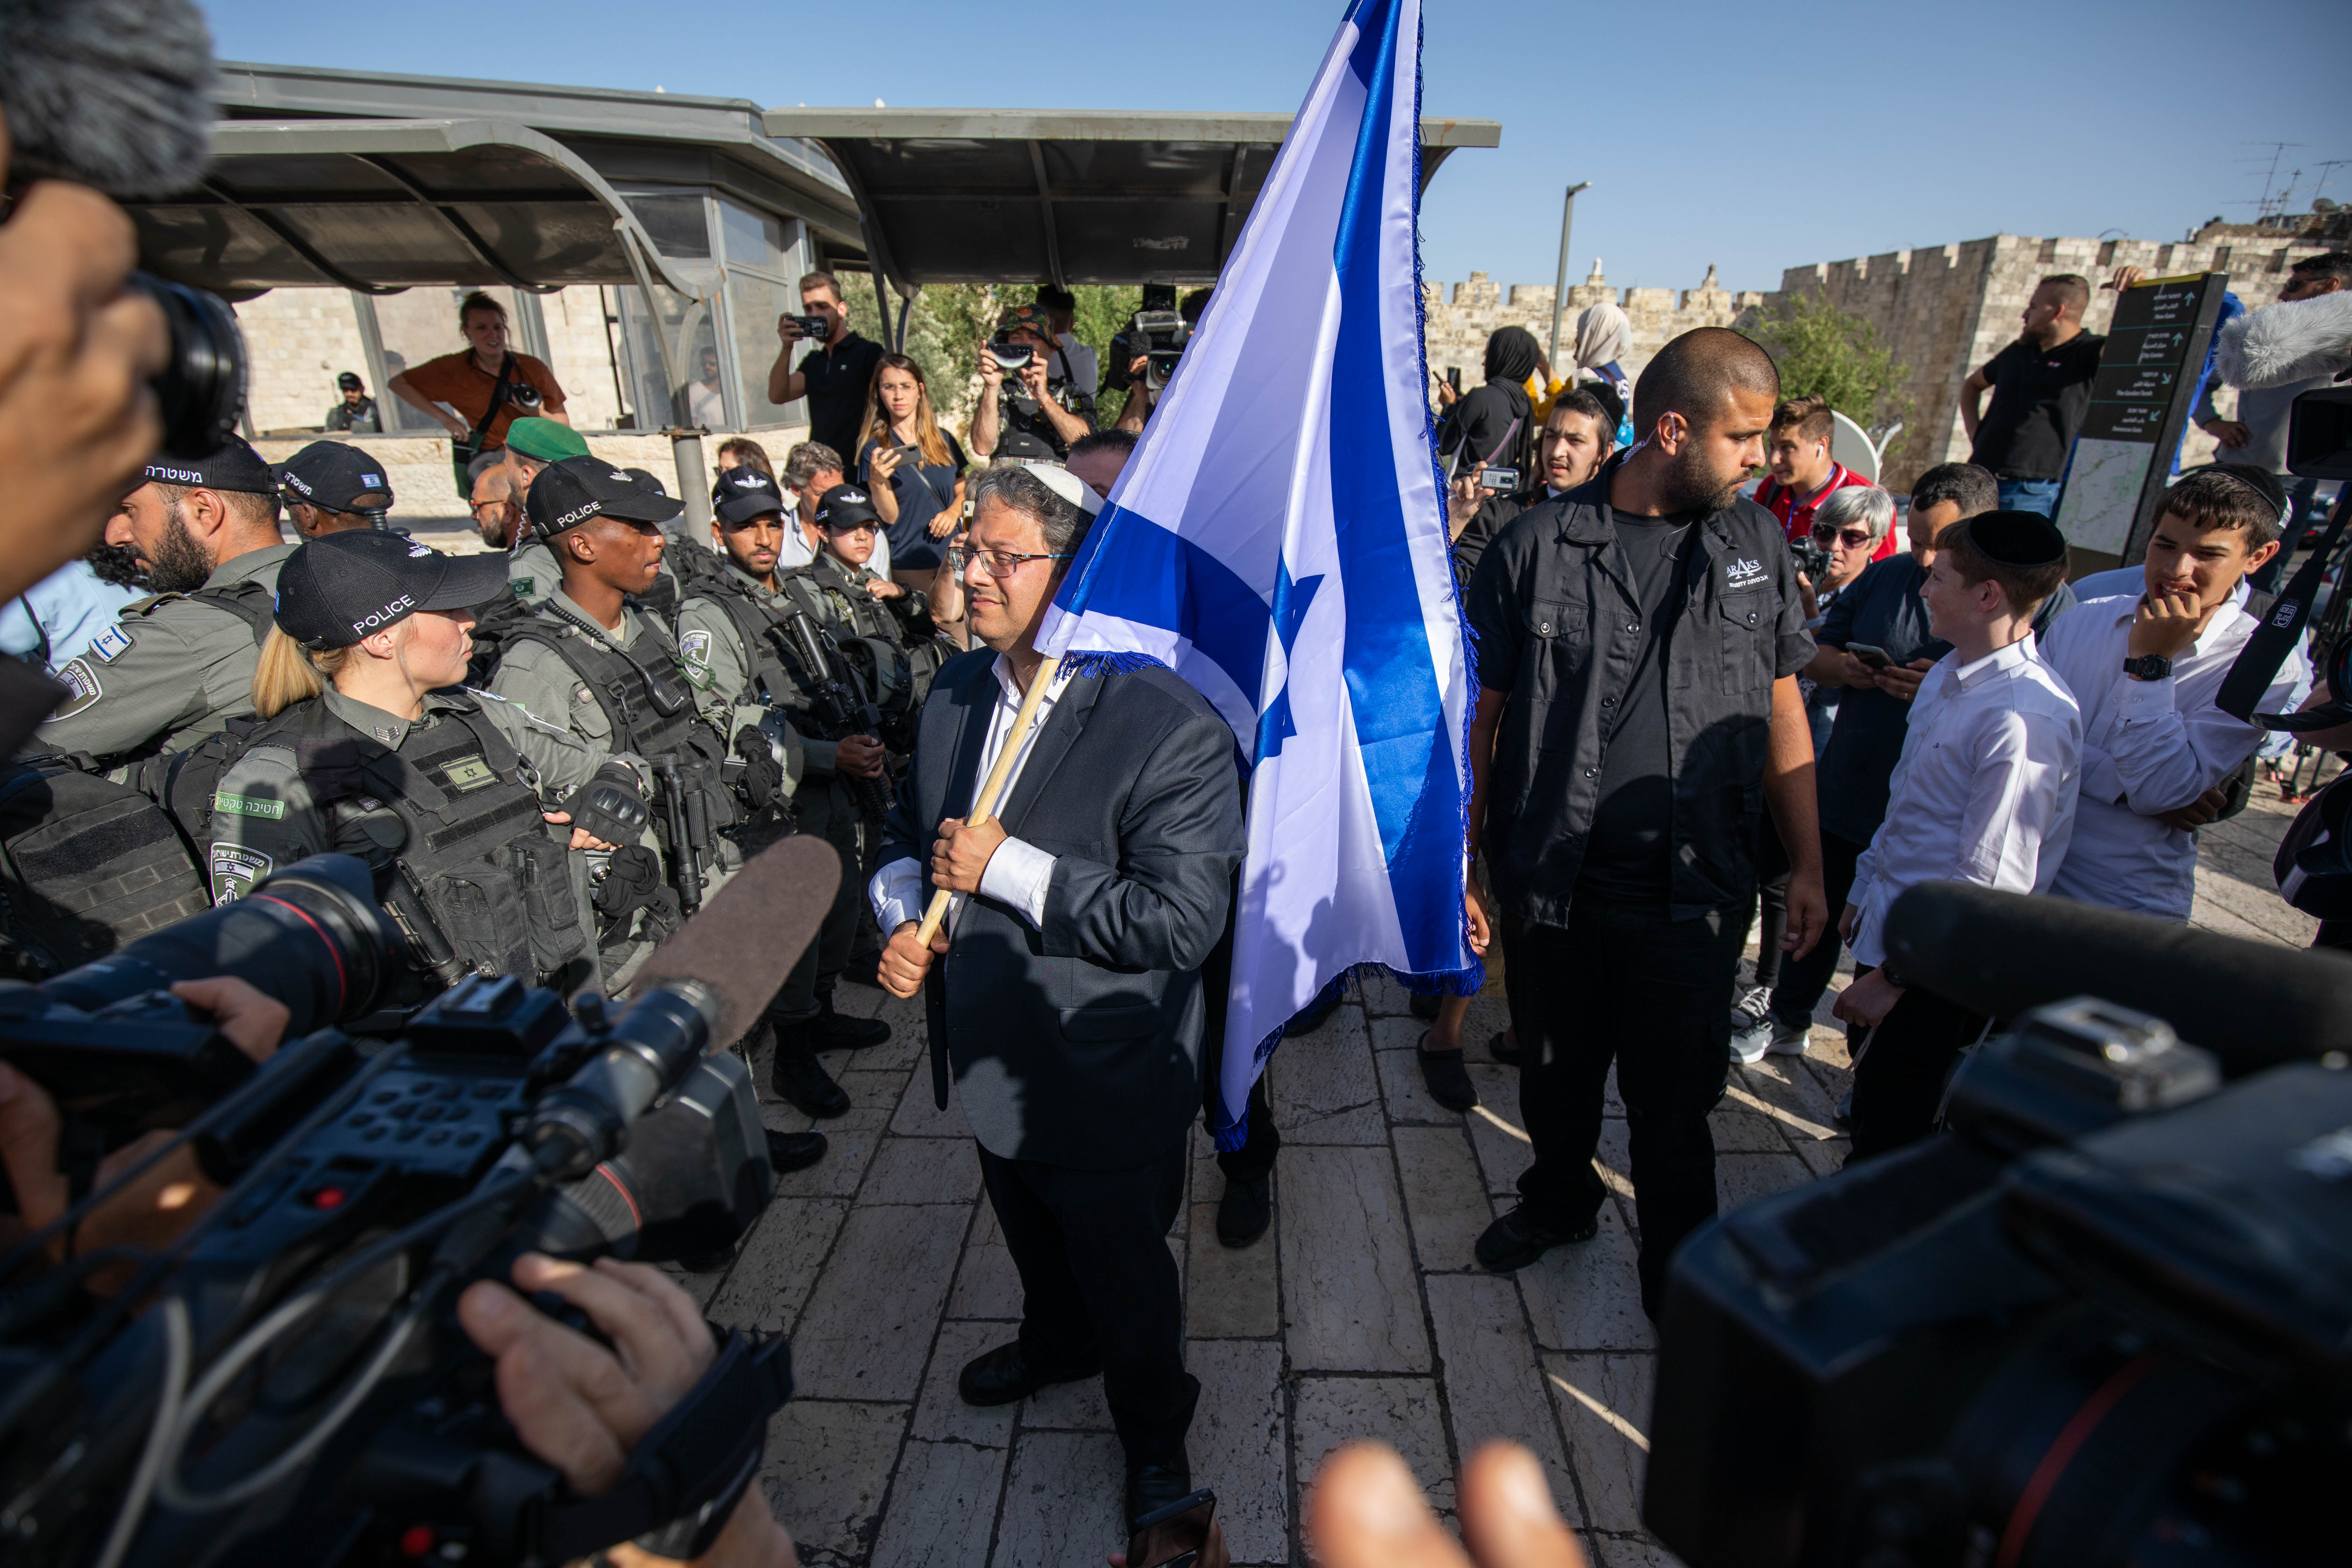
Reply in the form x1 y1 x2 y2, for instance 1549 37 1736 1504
1572 302 1637 450
1436 326 1540 485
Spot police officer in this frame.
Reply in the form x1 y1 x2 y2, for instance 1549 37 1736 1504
208 528 827 1175
275 440 396 539
678 470 890 1119
39 438 293 774
489 457 744 991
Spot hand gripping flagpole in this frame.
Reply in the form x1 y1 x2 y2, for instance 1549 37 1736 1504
913 651 1063 947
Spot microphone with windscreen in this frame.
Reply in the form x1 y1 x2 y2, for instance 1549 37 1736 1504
1881 880 2352 1077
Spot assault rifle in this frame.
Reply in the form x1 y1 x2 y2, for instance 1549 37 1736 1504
782 611 895 824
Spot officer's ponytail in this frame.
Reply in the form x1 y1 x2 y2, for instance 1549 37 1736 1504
252 628 352 719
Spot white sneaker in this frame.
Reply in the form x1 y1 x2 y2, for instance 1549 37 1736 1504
1764 1019 1811 1056
1729 986 1772 1064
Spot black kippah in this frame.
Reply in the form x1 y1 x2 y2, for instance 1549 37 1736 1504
1961 509 2068 568
2185 462 2288 518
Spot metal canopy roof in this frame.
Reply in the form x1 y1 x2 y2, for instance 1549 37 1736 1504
128 117 708 300
760 107 1501 289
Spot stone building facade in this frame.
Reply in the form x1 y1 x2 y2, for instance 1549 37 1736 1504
1422 262 1768 393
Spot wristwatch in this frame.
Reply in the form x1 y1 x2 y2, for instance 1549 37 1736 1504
2121 653 2174 682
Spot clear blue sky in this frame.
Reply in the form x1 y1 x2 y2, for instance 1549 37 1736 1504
201 0 2350 298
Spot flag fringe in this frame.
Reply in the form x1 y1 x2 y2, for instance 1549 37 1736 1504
1055 648 1168 679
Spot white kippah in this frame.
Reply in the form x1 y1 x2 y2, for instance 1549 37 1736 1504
1011 459 1105 516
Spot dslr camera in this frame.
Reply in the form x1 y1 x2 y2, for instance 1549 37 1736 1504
783 313 832 341
1645 883 2347 1568
1106 284 1192 396
0 853 797 1567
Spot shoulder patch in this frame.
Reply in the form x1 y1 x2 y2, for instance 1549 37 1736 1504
511 578 535 601
679 628 712 667
209 843 273 903
214 790 287 820
84 625 133 664
50 658 102 718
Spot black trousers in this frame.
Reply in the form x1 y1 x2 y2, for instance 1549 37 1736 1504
1767 830 1867 1031
770 779 862 1025
1846 982 1989 1164
1748 814 1791 994
1505 899 1746 1315
979 1140 1198 1467
1196 873 1280 1183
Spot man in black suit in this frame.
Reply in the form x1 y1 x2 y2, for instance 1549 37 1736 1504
872 461 1245 1534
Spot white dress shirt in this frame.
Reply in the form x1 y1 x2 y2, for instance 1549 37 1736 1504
869 655 1073 936
1849 633 2083 968
2039 592 2311 921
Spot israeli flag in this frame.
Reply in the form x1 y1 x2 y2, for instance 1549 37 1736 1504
1036 0 1478 1148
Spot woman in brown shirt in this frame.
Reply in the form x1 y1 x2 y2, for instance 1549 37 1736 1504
387 290 568 455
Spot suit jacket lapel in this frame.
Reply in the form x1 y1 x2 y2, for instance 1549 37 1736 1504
938 660 995 823
997 668 1104 836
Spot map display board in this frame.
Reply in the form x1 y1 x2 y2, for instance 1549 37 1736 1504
2053 272 2230 561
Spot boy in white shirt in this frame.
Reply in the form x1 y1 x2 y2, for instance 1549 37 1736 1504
1834 510 2083 1162
2040 466 2310 921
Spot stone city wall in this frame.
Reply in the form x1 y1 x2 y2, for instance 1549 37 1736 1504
1422 262 1767 393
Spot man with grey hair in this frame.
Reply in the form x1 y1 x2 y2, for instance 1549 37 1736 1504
870 459 1245 1546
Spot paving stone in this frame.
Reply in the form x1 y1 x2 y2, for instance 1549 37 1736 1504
1393 1125 1492 1273
1376 1042 1464 1125
911 1318 1019 1446
1706 1105 1787 1153
659 1258 724 1309
1023 1367 1115 1431
947 1224 1025 1321
1465 1068 1534 1196
1795 1135 1850 1178
792 1203 966 1400
868 1439 1008 1568
1514 1200 1654 1352
890 1065 974 1138
1279 1147 1430 1371
862 1136 981 1204
1370 1014 1428 1051
1427 1275 1581 1522
1269 1012 1387 1144
994 1430 1128 1567
1588 1532 1688 1568
1191 1340 1289 1564
1186 1199 1281 1338
1729 1057 1843 1140
1716 1151 1812 1214
1357 970 1420 1017
706 1197 850 1336
761 1066 908 1134
1292 1375 1456 1528
1594 1119 1635 1203
1542 1353 1657 1533
757 1399 908 1564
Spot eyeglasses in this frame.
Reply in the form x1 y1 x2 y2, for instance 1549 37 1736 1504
1812 526 1877 549
470 499 512 518
949 545 1072 578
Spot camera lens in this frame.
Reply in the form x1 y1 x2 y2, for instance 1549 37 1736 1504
127 271 249 459
35 853 406 1034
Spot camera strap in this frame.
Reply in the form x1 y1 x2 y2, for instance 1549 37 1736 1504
2220 482 2352 726
534 1328 793 1563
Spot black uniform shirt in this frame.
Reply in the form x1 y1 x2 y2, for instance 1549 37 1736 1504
1464 458 1815 926
1968 332 2105 479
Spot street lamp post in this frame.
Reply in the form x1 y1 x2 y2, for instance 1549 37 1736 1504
1546 180 1593 372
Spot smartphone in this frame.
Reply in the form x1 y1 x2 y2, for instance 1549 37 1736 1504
1125 1488 1216 1568
1481 465 1521 492
1846 643 1894 670
893 443 923 462
1445 366 1463 395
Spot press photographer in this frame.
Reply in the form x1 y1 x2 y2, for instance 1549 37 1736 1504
764 270 883 464
972 300 1093 460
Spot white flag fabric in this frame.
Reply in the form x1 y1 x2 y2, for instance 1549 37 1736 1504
1035 0 1478 1147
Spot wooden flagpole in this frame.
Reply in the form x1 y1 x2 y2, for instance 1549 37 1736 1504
913 651 1063 946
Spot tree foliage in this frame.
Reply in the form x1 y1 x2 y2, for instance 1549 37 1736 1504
1742 289 1913 455
842 281 1144 440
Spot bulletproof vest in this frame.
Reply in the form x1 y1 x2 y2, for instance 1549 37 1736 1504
0 757 209 979
242 694 586 987
689 571 810 711
794 560 941 749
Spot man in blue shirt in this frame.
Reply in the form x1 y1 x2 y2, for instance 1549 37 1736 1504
0 553 140 670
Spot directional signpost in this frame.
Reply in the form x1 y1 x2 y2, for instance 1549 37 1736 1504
2052 272 2232 569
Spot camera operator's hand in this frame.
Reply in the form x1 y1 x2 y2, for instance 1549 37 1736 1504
879 918 949 1000
775 313 808 346
0 1062 223 1286
833 732 887 779
0 160 172 601
1306 1440 1584 1568
169 976 292 1063
976 345 1004 392
1017 354 1051 404
458 1254 798 1568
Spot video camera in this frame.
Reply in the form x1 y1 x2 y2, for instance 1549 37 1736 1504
1106 284 1193 396
0 840 835 1566
1645 882 2350 1568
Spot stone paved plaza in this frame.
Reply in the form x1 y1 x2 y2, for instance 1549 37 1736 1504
664 775 2328 1567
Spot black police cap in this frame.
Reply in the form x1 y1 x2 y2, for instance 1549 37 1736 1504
524 454 685 540
273 530 511 650
276 440 395 514
1958 509 2068 568
142 435 276 496
337 371 365 391
712 463 775 507
814 484 881 532
715 470 789 526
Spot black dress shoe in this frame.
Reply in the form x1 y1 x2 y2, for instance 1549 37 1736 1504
1416 1032 1478 1112
1409 990 1441 1020
1216 1174 1272 1248
677 1244 737 1273
1488 1028 1522 1066
769 1025 851 1118
1474 1205 1597 1272
766 1129 827 1172
813 992 891 1050
957 1341 1100 1407
1126 1458 1195 1533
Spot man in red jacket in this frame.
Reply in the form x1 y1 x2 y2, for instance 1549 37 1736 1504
1756 395 1891 561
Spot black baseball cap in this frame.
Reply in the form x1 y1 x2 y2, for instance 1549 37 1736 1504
337 371 365 391
276 441 395 514
623 467 669 497
525 454 686 540
712 463 775 509
141 435 276 496
273 530 510 650
716 470 789 526
814 484 881 533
